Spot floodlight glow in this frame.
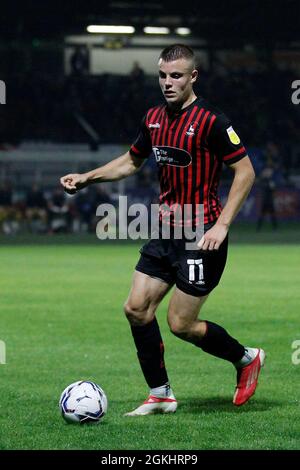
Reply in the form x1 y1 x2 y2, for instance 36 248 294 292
87 25 135 34
175 27 191 36
144 27 170 35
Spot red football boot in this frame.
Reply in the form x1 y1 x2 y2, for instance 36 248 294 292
233 348 265 406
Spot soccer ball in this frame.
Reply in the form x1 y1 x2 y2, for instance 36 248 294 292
59 380 108 424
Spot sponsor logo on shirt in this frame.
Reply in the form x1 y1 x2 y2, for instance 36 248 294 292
152 146 192 167
226 126 241 145
149 123 160 129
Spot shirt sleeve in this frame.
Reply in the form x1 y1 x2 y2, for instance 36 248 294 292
129 115 152 159
208 113 248 165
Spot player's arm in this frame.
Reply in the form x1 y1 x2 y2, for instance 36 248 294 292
198 156 255 250
216 156 255 227
60 151 145 194
61 113 151 194
198 114 255 251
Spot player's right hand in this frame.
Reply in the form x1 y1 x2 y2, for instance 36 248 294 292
60 173 88 194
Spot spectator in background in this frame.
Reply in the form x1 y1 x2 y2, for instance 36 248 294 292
0 181 12 207
129 61 146 103
47 187 71 233
25 183 48 233
0 181 13 233
129 61 145 83
72 187 95 232
256 159 279 231
70 46 90 76
91 185 112 209
0 181 23 235
90 186 113 232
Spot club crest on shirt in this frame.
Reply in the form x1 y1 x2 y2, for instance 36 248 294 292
186 121 199 136
226 126 240 145
186 124 195 136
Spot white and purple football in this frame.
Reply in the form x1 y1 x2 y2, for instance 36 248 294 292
59 380 108 424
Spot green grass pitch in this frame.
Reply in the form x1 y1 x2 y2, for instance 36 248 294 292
0 241 299 450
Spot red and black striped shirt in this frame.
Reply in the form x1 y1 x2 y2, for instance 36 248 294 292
130 96 247 226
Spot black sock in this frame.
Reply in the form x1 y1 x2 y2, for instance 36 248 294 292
198 320 245 363
130 317 169 388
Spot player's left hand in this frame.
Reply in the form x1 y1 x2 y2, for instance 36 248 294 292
197 223 228 251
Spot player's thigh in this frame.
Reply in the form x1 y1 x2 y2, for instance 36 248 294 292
124 270 172 324
167 287 208 332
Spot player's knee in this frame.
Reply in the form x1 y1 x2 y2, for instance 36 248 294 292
168 316 190 339
123 301 154 326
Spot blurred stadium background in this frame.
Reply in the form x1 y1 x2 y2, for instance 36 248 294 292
0 0 299 240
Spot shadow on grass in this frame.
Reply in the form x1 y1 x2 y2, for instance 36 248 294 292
178 396 281 414
105 396 281 418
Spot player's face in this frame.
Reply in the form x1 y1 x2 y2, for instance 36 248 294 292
158 58 198 107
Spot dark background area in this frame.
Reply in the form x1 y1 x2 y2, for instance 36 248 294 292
0 0 298 43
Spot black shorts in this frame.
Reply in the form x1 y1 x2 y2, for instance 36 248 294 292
135 227 228 297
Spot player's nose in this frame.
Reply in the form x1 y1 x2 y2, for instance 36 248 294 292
165 76 172 87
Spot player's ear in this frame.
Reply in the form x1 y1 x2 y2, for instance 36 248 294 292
191 69 198 83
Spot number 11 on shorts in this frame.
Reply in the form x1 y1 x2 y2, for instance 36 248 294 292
187 259 204 284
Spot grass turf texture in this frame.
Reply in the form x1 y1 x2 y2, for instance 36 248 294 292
0 241 299 450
